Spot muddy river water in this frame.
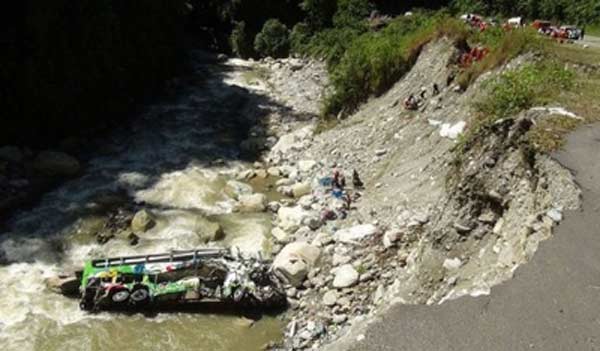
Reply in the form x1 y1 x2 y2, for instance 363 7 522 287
0 54 284 350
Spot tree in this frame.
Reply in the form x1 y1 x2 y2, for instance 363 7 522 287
254 19 291 58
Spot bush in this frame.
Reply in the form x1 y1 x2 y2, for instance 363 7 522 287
230 21 254 58
476 61 574 119
290 22 313 53
254 19 291 58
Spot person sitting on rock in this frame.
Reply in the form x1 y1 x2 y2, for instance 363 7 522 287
332 170 346 189
403 94 418 110
352 169 364 189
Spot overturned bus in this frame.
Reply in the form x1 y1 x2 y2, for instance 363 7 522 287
66 249 287 312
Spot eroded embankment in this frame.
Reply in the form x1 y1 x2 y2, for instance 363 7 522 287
246 38 582 350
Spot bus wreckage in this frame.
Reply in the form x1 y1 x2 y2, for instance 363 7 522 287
48 249 287 312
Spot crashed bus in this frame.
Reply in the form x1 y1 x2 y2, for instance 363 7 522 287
51 249 287 312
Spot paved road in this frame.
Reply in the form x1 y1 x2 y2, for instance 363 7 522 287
580 35 600 49
349 123 600 351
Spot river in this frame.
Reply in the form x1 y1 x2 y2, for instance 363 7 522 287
0 52 283 351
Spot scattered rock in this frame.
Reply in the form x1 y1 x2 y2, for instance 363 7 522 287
322 290 338 306
332 264 359 288
382 229 402 248
546 208 563 222
292 182 312 198
272 227 290 243
453 221 472 234
334 224 378 244
131 209 156 233
298 160 317 172
443 257 462 270
238 193 267 212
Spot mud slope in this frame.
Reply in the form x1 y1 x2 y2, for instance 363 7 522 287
344 123 600 351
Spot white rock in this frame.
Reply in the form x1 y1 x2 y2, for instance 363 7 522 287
322 290 338 306
237 193 267 212
333 264 359 288
332 253 351 266
292 182 312 198
546 208 563 222
273 242 321 287
443 257 462 270
439 121 466 140
334 224 378 244
278 206 310 227
382 230 402 248
298 160 317 172
271 227 290 243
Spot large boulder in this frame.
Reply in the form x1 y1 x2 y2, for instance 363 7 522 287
272 242 321 287
131 209 156 233
237 193 267 212
197 219 225 242
332 264 359 288
45 275 80 296
0 146 23 163
334 224 378 244
224 180 253 200
33 151 80 176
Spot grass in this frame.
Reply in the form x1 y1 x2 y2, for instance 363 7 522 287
587 24 600 36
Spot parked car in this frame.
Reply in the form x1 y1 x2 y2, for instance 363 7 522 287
532 20 552 31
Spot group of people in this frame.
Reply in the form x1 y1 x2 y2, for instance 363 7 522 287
320 169 364 221
403 83 441 111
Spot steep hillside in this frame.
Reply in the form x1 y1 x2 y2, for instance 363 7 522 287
234 37 586 349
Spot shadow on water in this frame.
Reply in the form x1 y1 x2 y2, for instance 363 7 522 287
0 50 307 266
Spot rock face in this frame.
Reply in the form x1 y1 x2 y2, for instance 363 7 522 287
334 224 378 244
131 209 156 233
332 264 359 288
273 242 321 287
238 193 267 212
33 151 80 176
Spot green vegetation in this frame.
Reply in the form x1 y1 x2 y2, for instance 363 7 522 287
254 19 291 58
455 60 575 156
476 62 574 119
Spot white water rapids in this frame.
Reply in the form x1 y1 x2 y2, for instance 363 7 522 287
0 55 282 351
